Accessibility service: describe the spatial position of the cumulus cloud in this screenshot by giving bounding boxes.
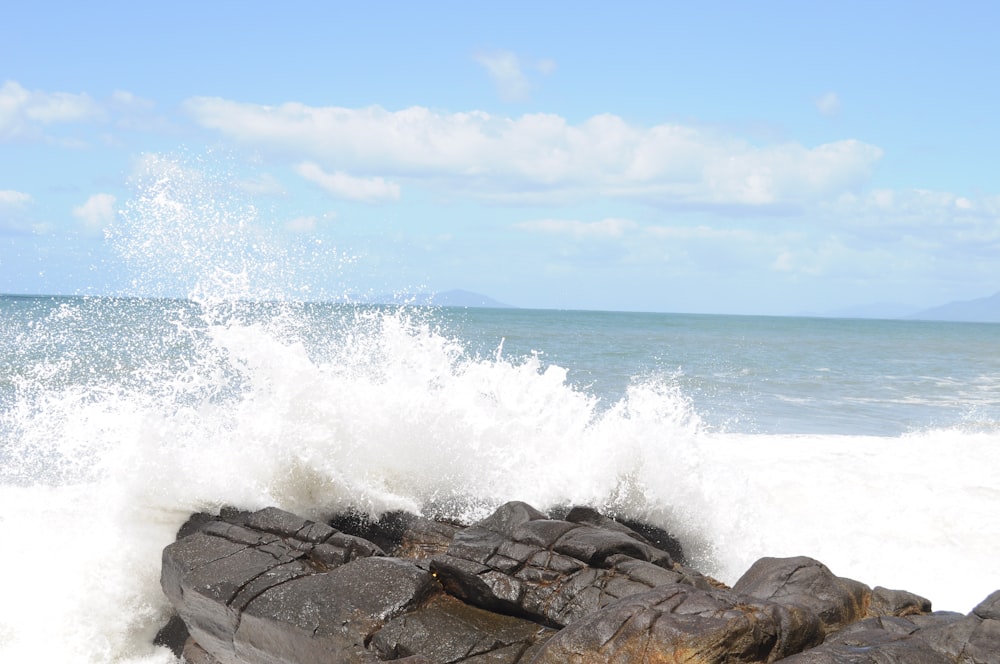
[183,97,882,210]
[295,162,401,203]
[0,80,104,141]
[815,92,841,116]
[0,189,32,207]
[72,193,117,233]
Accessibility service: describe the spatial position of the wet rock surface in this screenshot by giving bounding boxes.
[160,501,1000,663]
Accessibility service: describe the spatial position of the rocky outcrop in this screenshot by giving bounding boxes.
[429,500,714,629]
[159,501,1000,663]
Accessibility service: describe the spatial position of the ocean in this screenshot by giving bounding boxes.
[1,292,998,662]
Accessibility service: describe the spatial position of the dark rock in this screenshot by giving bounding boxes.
[870,585,932,616]
[370,593,553,663]
[915,590,1000,663]
[562,505,687,565]
[528,583,823,663]
[152,613,189,657]
[791,615,951,662]
[234,556,438,664]
[431,501,712,628]
[161,527,308,658]
[331,509,461,559]
[907,610,966,630]
[161,506,423,664]
[973,589,1000,621]
[160,502,1000,664]
[733,556,872,632]
[476,501,548,537]
[176,511,219,540]
[181,637,224,664]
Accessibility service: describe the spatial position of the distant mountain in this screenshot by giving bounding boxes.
[370,289,514,308]
[907,291,1000,323]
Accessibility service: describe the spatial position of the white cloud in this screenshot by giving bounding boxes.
[815,91,841,116]
[184,97,882,210]
[72,193,117,233]
[295,162,401,203]
[474,51,554,101]
[0,189,39,234]
[109,90,155,111]
[0,80,104,141]
[474,51,532,101]
[515,218,638,239]
[0,189,32,207]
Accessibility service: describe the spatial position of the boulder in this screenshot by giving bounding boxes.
[431,501,711,627]
[527,582,823,663]
[733,556,874,632]
[370,593,554,663]
[914,590,1000,663]
[561,505,687,565]
[233,556,437,664]
[161,507,433,664]
[329,509,461,559]
[777,615,953,663]
[870,585,932,617]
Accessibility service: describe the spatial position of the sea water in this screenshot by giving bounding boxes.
[2,159,999,663]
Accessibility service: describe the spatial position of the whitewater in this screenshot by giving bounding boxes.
[1,155,998,663]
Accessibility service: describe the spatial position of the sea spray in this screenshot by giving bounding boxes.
[0,296,712,663]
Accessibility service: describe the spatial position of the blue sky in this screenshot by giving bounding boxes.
[2,1,998,314]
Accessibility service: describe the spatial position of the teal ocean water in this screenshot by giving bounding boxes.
[1,293,999,662]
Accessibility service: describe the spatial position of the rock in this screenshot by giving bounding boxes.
[161,525,310,659]
[330,509,461,559]
[431,501,712,627]
[159,501,1000,664]
[732,556,873,632]
[870,585,932,617]
[561,505,687,565]
[777,616,953,663]
[527,583,823,663]
[974,589,1000,621]
[234,556,438,664]
[181,638,224,664]
[370,593,554,663]
[152,613,188,657]
[914,590,1000,663]
[161,506,432,664]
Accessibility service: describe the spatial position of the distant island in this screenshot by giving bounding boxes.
[802,291,1000,323]
[904,291,1000,323]
[358,288,1000,322]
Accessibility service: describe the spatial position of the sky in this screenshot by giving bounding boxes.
[2,1,999,315]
